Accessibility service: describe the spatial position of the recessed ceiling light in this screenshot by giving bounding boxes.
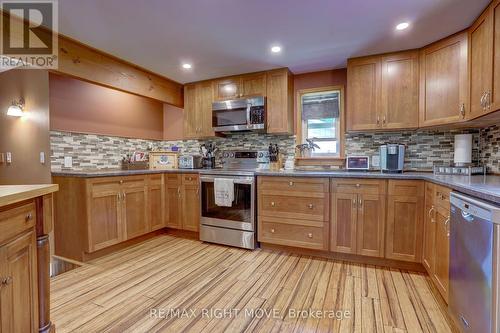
[271,46,282,53]
[396,22,410,31]
[182,63,192,69]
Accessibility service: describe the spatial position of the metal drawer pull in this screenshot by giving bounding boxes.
[358,198,362,206]
[352,199,356,207]
[308,203,314,209]
[25,213,33,222]
[307,233,313,238]
[1,277,12,285]
[428,206,435,218]
[459,103,465,118]
[271,202,275,207]
[270,228,275,233]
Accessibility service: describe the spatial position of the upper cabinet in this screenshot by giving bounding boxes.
[184,68,293,138]
[419,32,469,126]
[266,68,294,134]
[347,50,419,131]
[183,81,215,139]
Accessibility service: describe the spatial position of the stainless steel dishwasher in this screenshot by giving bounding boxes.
[450,192,500,333]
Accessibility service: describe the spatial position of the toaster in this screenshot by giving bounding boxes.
[178,155,203,169]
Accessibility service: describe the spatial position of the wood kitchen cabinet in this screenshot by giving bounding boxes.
[423,182,451,302]
[53,174,166,261]
[0,227,38,333]
[419,32,469,127]
[385,180,424,262]
[380,50,419,129]
[165,173,199,232]
[266,68,294,134]
[184,82,215,139]
[347,51,419,131]
[330,179,386,257]
[258,177,329,250]
[213,73,266,101]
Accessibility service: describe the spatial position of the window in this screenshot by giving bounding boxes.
[298,86,344,158]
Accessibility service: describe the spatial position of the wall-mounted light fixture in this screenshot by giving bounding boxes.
[7,98,25,117]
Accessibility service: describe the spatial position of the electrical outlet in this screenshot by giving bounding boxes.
[64,156,72,168]
[40,152,45,164]
[372,155,380,168]
[6,152,12,164]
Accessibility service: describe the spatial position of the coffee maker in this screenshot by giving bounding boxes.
[380,144,405,173]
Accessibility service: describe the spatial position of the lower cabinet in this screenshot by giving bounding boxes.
[257,177,330,250]
[330,179,386,257]
[53,174,166,261]
[165,173,200,232]
[0,202,39,333]
[385,180,424,262]
[423,182,451,302]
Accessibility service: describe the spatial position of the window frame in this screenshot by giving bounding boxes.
[296,85,345,160]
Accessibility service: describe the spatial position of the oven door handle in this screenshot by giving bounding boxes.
[200,176,254,185]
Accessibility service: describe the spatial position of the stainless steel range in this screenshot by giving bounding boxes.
[199,150,268,249]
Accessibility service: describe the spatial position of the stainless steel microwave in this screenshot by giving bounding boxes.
[212,96,266,133]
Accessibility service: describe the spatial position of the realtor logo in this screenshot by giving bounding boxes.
[1,0,58,69]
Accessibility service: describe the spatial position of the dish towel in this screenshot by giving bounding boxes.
[214,178,234,207]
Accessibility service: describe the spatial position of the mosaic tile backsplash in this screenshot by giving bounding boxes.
[51,125,500,173]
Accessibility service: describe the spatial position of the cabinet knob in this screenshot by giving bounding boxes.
[1,276,12,285]
[25,213,33,222]
[270,228,275,233]
[119,180,123,184]
[307,233,313,238]
[356,184,360,188]
[271,201,275,207]
[188,177,192,181]
[308,203,314,209]
[289,181,294,186]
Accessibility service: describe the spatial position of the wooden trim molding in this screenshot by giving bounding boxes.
[296,85,345,166]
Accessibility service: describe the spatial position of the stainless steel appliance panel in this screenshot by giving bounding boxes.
[450,192,500,333]
[200,225,255,250]
[212,96,266,133]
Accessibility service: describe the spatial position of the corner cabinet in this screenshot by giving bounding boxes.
[347,50,419,131]
[53,174,166,261]
[419,32,469,127]
[385,180,424,263]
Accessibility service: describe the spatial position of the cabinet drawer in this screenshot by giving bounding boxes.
[388,180,424,197]
[258,176,329,194]
[0,202,36,244]
[148,174,164,186]
[258,216,327,250]
[182,173,199,185]
[331,179,386,195]
[166,173,182,184]
[434,185,451,210]
[259,195,328,221]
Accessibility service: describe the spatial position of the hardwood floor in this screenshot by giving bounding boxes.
[51,235,453,333]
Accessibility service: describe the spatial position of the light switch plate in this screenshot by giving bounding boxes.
[6,152,12,164]
[372,155,380,168]
[64,156,72,168]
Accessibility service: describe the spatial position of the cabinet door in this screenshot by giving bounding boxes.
[419,32,469,126]
[197,81,215,137]
[266,69,293,134]
[166,185,182,229]
[433,206,450,302]
[88,181,123,252]
[181,184,200,232]
[330,193,357,254]
[385,195,424,262]
[469,9,493,119]
[213,78,241,100]
[347,56,381,131]
[241,73,266,97]
[422,183,436,273]
[122,179,148,240]
[380,51,419,129]
[357,194,385,258]
[492,1,500,111]
[0,231,38,333]
[149,175,165,231]
[183,84,199,139]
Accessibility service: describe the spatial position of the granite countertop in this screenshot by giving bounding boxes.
[51,168,500,205]
[0,184,59,207]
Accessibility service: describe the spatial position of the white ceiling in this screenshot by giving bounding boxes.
[58,0,490,84]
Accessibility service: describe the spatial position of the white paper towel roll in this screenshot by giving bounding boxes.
[454,134,472,165]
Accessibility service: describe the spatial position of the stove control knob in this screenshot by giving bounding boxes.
[230,153,235,158]
[223,152,229,158]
